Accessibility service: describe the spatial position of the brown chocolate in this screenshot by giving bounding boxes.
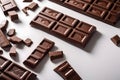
[23,0,33,2]
[22,7,29,16]
[0,20,8,31]
[0,73,13,80]
[0,50,3,55]
[9,46,17,56]
[8,10,19,21]
[54,61,82,80]
[49,51,63,60]
[0,0,19,15]
[0,29,11,48]
[30,7,96,48]
[9,36,23,44]
[49,0,120,25]
[24,38,33,47]
[7,29,16,37]
[27,2,38,11]
[111,35,120,46]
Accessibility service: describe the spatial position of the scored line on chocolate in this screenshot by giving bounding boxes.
[30,7,97,48]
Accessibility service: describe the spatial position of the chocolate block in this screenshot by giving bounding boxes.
[24,38,33,47]
[30,7,97,48]
[0,73,13,80]
[0,29,11,48]
[49,51,63,60]
[0,50,3,55]
[9,36,23,44]
[0,56,11,71]
[49,0,120,25]
[54,61,82,80]
[8,10,19,21]
[0,20,8,31]
[9,46,17,56]
[22,7,29,16]
[23,0,32,2]
[111,35,120,46]
[27,2,38,11]
[7,29,16,37]
[0,0,19,15]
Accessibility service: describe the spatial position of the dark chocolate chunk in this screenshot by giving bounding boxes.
[0,20,8,31]
[30,7,96,48]
[49,51,63,60]
[8,10,19,21]
[23,0,33,2]
[7,29,16,37]
[24,38,33,47]
[9,46,17,56]
[49,0,120,25]
[9,36,23,44]
[22,7,29,16]
[111,35,120,46]
[0,73,13,80]
[54,61,82,80]
[0,0,19,15]
[27,2,38,11]
[0,30,11,48]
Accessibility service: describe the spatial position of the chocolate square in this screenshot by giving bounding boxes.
[111,4,120,13]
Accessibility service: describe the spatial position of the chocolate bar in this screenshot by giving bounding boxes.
[0,0,19,15]
[0,55,37,80]
[54,61,82,80]
[0,29,11,48]
[23,38,55,68]
[49,0,120,25]
[8,10,19,21]
[30,7,96,48]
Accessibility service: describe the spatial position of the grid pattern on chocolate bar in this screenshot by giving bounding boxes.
[30,7,96,48]
[0,55,37,80]
[49,0,120,25]
[23,38,54,68]
[54,61,82,80]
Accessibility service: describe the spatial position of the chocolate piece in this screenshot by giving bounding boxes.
[7,29,16,37]
[9,46,17,56]
[24,38,33,47]
[0,55,37,80]
[22,7,29,16]
[8,10,19,21]
[49,0,120,25]
[27,2,38,11]
[9,36,23,44]
[0,50,3,55]
[49,51,63,60]
[24,38,54,68]
[23,0,33,2]
[0,29,11,48]
[30,7,96,48]
[0,0,19,15]
[111,35,120,46]
[0,20,8,31]
[54,61,82,80]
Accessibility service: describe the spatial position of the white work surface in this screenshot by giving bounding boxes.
[1,0,120,80]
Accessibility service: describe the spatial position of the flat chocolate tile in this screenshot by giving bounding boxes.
[111,3,120,13]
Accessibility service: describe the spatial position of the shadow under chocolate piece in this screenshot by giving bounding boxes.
[54,61,82,80]
[0,55,37,80]
[30,7,97,48]
[23,38,55,68]
[49,0,120,26]
[0,0,19,15]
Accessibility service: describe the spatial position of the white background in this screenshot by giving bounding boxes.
[1,0,120,80]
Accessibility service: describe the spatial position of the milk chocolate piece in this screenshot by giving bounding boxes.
[9,36,23,44]
[23,0,33,2]
[0,73,13,80]
[0,29,11,48]
[9,46,17,56]
[49,51,63,60]
[22,7,29,16]
[49,0,120,25]
[7,29,16,37]
[111,35,120,46]
[0,0,19,15]
[24,38,33,47]
[54,61,82,80]
[0,20,8,31]
[8,10,19,21]
[27,2,38,11]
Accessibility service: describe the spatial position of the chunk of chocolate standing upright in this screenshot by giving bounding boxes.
[9,46,17,56]
[111,35,120,46]
[24,38,33,47]
[8,10,19,21]
[7,29,16,36]
[54,61,82,80]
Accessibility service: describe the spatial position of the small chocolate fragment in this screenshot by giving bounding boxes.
[0,20,8,31]
[54,61,82,80]
[111,35,120,46]
[27,2,38,11]
[9,46,17,56]
[9,36,23,44]
[8,10,19,21]
[49,51,63,60]
[24,38,33,47]
[0,50,3,55]
[23,0,33,2]
[7,29,16,37]
[22,7,29,16]
[0,29,11,48]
